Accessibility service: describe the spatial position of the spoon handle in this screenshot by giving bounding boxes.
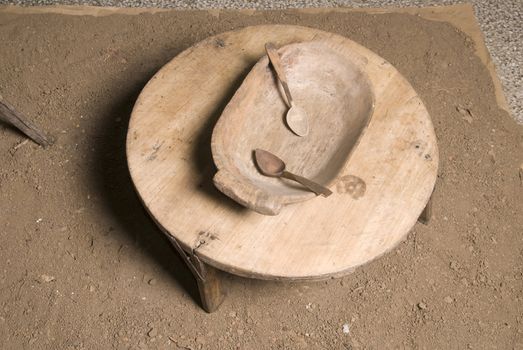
[281,171,333,197]
[265,43,293,108]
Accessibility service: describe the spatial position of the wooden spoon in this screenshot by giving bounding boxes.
[254,149,332,197]
[265,43,310,137]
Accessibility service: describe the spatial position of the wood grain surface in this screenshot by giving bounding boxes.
[126,25,438,280]
[212,41,374,215]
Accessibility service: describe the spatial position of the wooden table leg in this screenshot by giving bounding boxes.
[418,191,434,225]
[190,255,225,313]
[167,236,226,313]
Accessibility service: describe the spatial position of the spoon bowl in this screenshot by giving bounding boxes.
[286,105,309,137]
[254,149,286,176]
[254,149,333,197]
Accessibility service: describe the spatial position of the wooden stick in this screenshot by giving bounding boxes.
[0,94,51,147]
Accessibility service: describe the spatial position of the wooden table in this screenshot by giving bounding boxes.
[126,25,438,312]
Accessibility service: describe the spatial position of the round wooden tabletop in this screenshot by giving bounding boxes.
[126,25,438,281]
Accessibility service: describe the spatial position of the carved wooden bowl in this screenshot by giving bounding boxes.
[211,41,375,215]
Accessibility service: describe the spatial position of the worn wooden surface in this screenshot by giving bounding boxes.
[212,41,373,215]
[127,25,438,280]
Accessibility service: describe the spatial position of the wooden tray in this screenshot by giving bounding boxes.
[212,41,374,215]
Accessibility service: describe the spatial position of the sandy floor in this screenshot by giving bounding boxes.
[0,7,522,350]
[1,0,521,124]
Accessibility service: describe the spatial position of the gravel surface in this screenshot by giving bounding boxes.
[1,0,522,122]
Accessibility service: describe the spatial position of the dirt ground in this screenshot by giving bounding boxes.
[0,7,522,350]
